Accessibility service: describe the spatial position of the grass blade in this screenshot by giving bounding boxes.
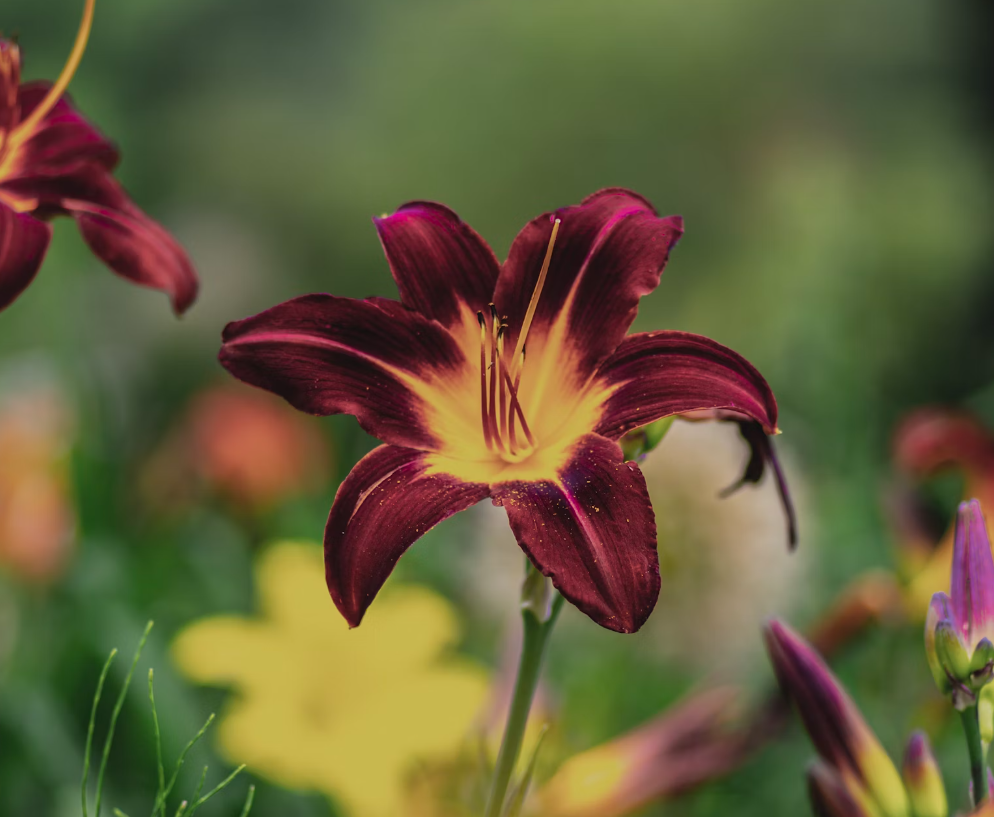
[82,648,118,817]
[95,621,154,817]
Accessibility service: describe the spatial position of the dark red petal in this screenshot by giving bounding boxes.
[491,433,660,633]
[374,201,500,328]
[494,188,683,379]
[0,202,51,311]
[5,83,118,180]
[324,444,489,627]
[55,174,197,314]
[219,294,466,451]
[594,330,778,439]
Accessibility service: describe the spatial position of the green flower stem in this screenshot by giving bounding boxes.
[484,589,564,817]
[961,705,989,805]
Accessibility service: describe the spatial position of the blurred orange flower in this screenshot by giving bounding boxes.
[0,378,75,583]
[143,383,331,513]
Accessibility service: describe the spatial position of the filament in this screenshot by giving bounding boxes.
[9,0,95,145]
[497,325,509,448]
[477,311,493,451]
[500,352,535,448]
[487,305,503,452]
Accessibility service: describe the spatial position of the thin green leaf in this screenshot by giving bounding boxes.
[186,766,208,814]
[153,713,216,817]
[188,765,247,816]
[82,648,118,817]
[148,669,165,802]
[95,621,154,817]
[238,785,256,817]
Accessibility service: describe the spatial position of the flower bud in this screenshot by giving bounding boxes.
[806,762,875,817]
[620,417,674,461]
[924,500,994,707]
[901,732,947,817]
[764,620,910,817]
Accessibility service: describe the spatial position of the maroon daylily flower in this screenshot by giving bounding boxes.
[0,0,197,314]
[219,189,789,633]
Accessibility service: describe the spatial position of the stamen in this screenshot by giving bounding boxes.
[501,358,535,448]
[510,217,560,379]
[487,305,503,452]
[497,324,509,450]
[507,344,524,449]
[9,0,95,145]
[477,311,492,451]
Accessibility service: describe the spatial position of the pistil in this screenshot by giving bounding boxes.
[6,0,95,149]
[509,218,560,379]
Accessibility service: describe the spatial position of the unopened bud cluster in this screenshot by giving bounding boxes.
[925,500,994,710]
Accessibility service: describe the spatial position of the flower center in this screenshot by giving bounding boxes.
[0,0,94,163]
[476,218,560,464]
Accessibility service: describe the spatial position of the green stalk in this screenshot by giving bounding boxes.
[484,579,564,817]
[961,705,989,805]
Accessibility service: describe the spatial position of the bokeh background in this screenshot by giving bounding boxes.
[1,0,993,814]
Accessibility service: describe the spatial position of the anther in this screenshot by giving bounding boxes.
[8,0,95,146]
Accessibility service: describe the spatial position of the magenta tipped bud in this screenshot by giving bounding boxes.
[901,732,947,817]
[764,620,910,817]
[952,500,994,648]
[924,500,994,707]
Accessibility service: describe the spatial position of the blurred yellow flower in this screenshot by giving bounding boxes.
[172,541,489,817]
